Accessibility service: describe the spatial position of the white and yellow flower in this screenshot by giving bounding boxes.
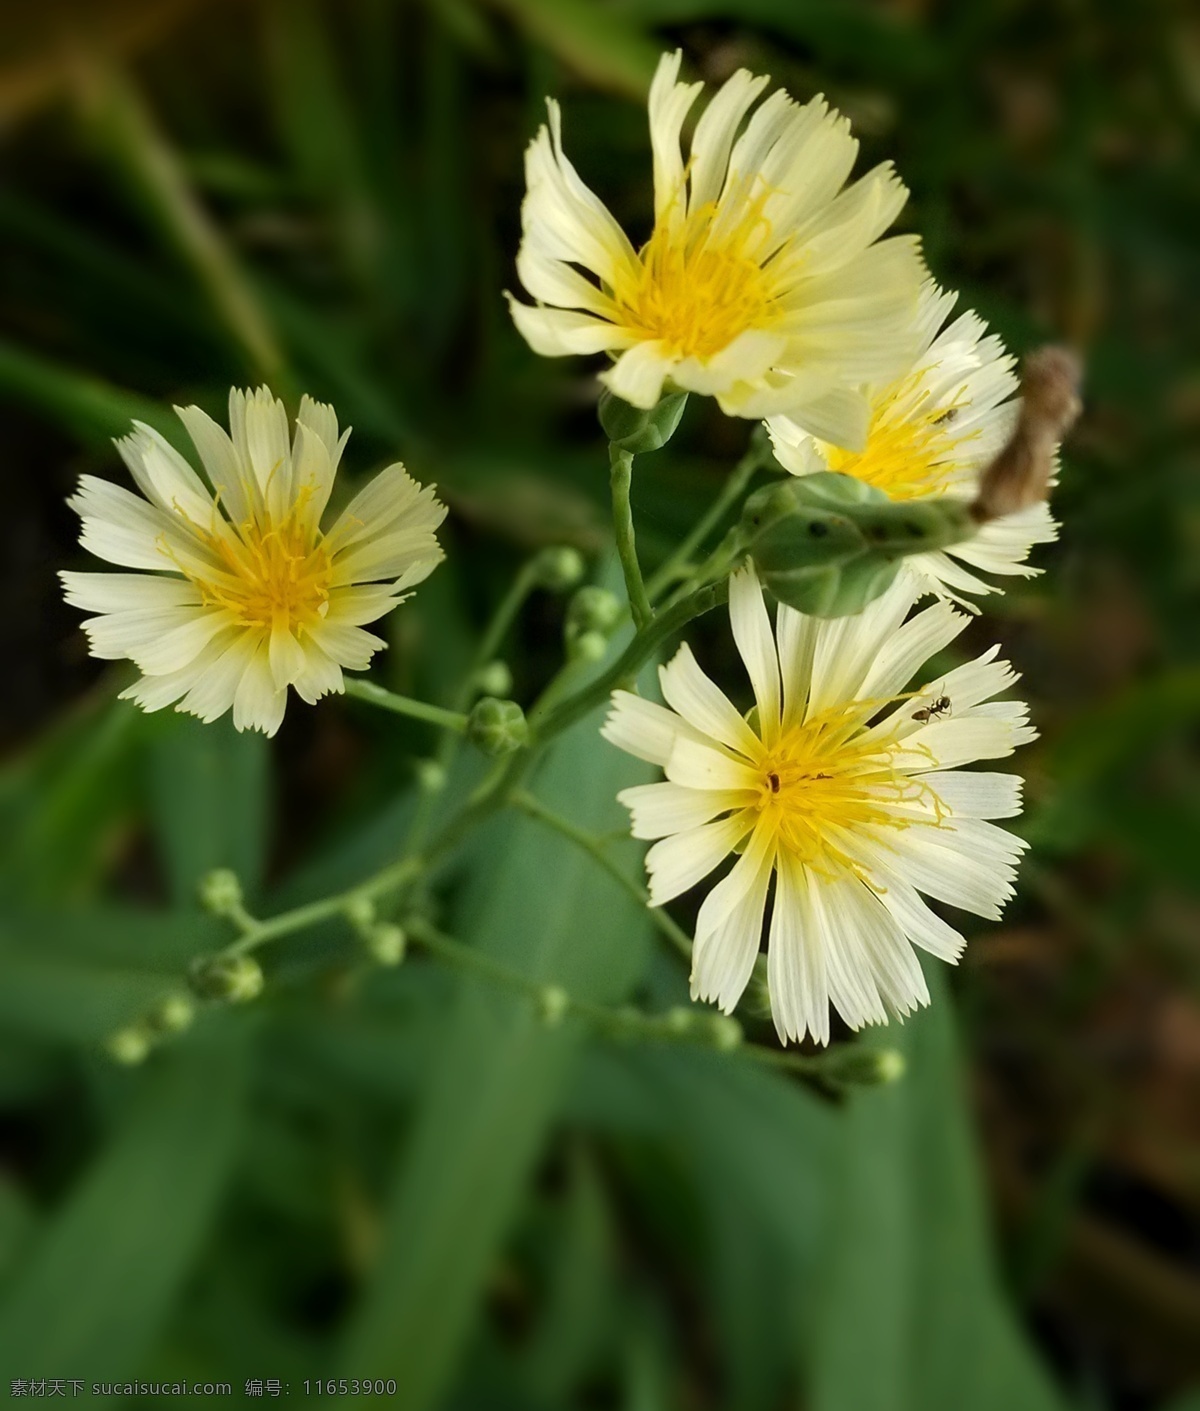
[766,282,1059,602]
[603,564,1034,1045]
[509,49,925,449]
[61,387,446,736]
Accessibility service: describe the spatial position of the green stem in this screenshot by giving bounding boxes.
[610,444,653,630]
[404,918,872,1080]
[645,440,763,603]
[513,790,693,964]
[344,678,469,734]
[533,577,730,744]
[456,560,541,711]
[226,855,426,957]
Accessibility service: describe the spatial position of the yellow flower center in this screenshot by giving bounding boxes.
[613,195,779,360]
[181,503,333,634]
[749,701,942,878]
[826,374,976,501]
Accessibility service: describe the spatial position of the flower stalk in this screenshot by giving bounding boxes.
[609,444,654,630]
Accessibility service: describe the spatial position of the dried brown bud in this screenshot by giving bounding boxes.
[971,345,1083,522]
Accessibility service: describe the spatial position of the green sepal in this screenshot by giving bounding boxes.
[738,473,978,618]
[598,387,688,454]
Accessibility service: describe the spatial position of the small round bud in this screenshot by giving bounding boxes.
[198,868,243,918]
[414,758,447,794]
[709,1015,744,1052]
[664,1005,695,1036]
[466,697,529,756]
[825,1046,906,1087]
[873,1050,906,1084]
[365,923,407,967]
[536,985,570,1027]
[532,546,587,592]
[344,893,376,936]
[566,585,621,639]
[189,953,264,1004]
[569,631,608,664]
[149,993,195,1035]
[105,1026,153,1066]
[598,388,689,454]
[474,660,513,699]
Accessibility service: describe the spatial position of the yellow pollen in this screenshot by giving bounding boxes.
[176,496,332,634]
[748,700,944,879]
[827,374,978,501]
[613,194,779,360]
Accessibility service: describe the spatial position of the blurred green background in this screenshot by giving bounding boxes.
[1,0,1198,1406]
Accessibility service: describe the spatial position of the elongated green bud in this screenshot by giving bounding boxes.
[198,867,243,918]
[598,388,688,454]
[740,473,976,618]
[822,1046,906,1087]
[566,585,622,660]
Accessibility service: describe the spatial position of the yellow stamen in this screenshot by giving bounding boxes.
[827,374,977,501]
[745,699,945,880]
[174,488,332,634]
[612,191,780,360]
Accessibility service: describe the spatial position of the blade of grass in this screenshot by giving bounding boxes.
[338,618,655,1407]
[75,59,288,389]
[0,1037,247,1390]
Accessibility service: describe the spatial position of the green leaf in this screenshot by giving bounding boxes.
[812,965,1066,1411]
[338,663,655,1406]
[0,335,175,446]
[0,1038,247,1388]
[495,0,660,98]
[145,713,270,907]
[582,1045,836,1408]
[0,909,210,1045]
[0,696,145,904]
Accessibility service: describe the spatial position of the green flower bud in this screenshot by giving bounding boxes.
[709,1015,744,1052]
[474,659,513,698]
[740,473,976,618]
[566,585,622,641]
[466,697,529,756]
[532,546,587,592]
[414,758,447,794]
[105,1026,153,1066]
[536,985,570,1027]
[824,1045,906,1087]
[365,923,407,967]
[149,993,195,1035]
[664,1005,695,1036]
[198,867,243,918]
[189,952,264,1004]
[344,893,376,936]
[568,630,608,664]
[598,388,688,454]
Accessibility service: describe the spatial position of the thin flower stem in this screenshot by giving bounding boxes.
[224,855,428,957]
[532,577,730,744]
[455,560,541,711]
[645,440,763,604]
[404,918,861,1080]
[403,556,545,859]
[512,790,694,964]
[343,678,469,733]
[203,531,728,971]
[609,444,654,630]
